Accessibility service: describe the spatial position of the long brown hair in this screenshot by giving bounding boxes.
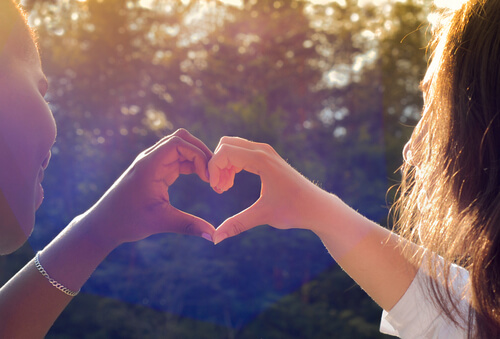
[394,0,500,337]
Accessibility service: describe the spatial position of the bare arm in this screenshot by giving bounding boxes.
[0,129,216,338]
[208,136,417,311]
[313,194,417,310]
[0,218,109,338]
[0,258,73,338]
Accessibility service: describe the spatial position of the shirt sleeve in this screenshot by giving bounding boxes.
[379,257,470,338]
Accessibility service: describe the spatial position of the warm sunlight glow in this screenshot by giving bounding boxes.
[219,0,243,6]
[219,0,392,7]
[139,0,153,8]
[434,0,466,10]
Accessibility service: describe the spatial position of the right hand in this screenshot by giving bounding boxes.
[208,136,332,244]
[33,129,216,298]
[80,128,216,249]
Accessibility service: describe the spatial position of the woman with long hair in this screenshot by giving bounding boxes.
[208,0,500,337]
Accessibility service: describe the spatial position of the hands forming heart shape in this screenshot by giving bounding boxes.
[89,128,331,249]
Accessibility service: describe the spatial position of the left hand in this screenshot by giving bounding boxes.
[208,136,331,244]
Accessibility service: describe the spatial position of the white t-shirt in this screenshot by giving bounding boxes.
[380,258,471,338]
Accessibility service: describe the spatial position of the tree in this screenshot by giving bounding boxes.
[16,0,430,336]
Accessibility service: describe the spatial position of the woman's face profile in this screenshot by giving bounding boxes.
[402,54,436,169]
[0,19,56,254]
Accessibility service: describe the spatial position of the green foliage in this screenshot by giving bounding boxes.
[238,267,390,338]
[49,294,229,339]
[12,0,430,336]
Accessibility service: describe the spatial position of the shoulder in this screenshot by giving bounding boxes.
[380,259,470,338]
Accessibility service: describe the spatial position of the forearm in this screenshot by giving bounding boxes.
[37,211,116,292]
[0,258,72,338]
[311,193,418,311]
[0,212,115,338]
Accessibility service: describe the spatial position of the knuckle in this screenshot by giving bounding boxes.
[127,157,145,177]
[173,128,189,138]
[254,149,269,161]
[219,143,229,152]
[215,144,230,157]
[137,149,148,159]
[219,136,231,145]
[168,135,183,146]
[259,142,274,153]
[229,219,246,236]
[180,221,196,236]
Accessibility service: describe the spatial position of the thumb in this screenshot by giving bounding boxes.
[168,209,216,243]
[213,203,265,244]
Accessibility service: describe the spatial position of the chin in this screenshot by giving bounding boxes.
[0,198,34,255]
[0,224,29,255]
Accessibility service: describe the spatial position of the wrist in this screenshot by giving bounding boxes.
[34,251,80,297]
[74,207,124,252]
[37,213,117,292]
[310,193,380,260]
[298,189,340,235]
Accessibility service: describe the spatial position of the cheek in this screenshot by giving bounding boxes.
[0,84,55,240]
[0,133,36,241]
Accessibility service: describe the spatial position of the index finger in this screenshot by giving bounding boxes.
[171,128,213,160]
[215,136,279,156]
[174,138,211,182]
[145,129,213,161]
[151,136,210,182]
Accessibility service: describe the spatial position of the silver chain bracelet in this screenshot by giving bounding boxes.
[34,252,79,297]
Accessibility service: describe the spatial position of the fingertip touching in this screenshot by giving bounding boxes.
[213,231,228,245]
[177,214,216,243]
[208,157,222,192]
[213,216,252,244]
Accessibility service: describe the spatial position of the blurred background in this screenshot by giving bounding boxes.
[1,0,432,337]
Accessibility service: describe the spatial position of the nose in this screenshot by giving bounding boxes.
[403,139,413,165]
